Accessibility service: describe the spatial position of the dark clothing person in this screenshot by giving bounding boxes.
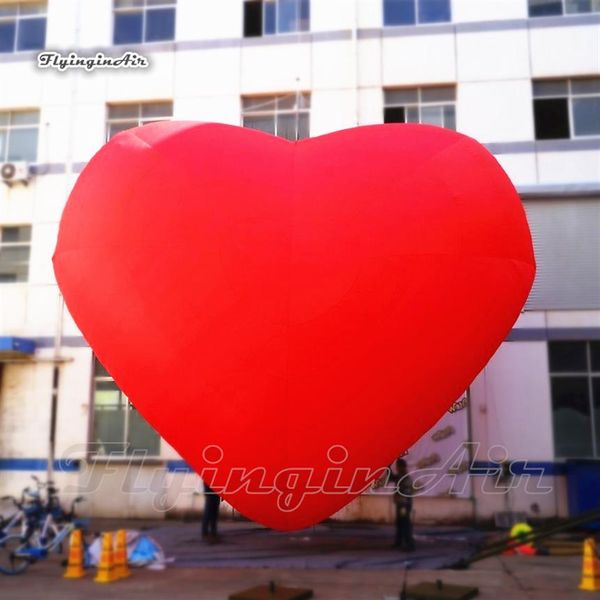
[202,482,220,541]
[390,461,415,551]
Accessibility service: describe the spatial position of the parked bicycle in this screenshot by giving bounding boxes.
[0,476,86,575]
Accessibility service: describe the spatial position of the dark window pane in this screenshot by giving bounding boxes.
[108,104,138,119]
[297,113,309,139]
[419,0,450,23]
[94,359,111,378]
[549,341,588,372]
[406,106,419,122]
[533,79,568,98]
[243,95,276,111]
[278,0,299,33]
[573,97,600,136]
[141,102,172,118]
[276,113,298,140]
[551,376,593,457]
[384,106,406,123]
[2,225,30,243]
[127,409,160,455]
[113,12,143,44]
[264,0,276,34]
[529,0,564,16]
[421,86,455,102]
[0,21,16,53]
[94,408,126,454]
[386,88,418,104]
[421,105,444,127]
[565,0,593,13]
[108,121,135,140]
[7,128,38,161]
[591,342,600,372]
[572,78,600,94]
[19,2,46,16]
[16,17,45,51]
[145,7,175,42]
[0,5,17,17]
[243,116,275,135]
[244,0,263,37]
[115,0,144,7]
[384,0,416,25]
[534,98,570,140]
[443,104,456,130]
[10,110,38,125]
[299,0,310,31]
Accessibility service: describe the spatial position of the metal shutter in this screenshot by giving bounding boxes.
[524,198,600,310]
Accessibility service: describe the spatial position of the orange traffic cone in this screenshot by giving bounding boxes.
[579,537,600,591]
[94,532,116,583]
[63,529,85,579]
[113,529,130,580]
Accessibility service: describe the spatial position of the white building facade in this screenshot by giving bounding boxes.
[0,0,599,523]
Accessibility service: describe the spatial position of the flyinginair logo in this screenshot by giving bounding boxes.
[37,51,149,72]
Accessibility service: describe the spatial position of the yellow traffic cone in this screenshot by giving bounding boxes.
[63,529,86,579]
[113,529,130,580]
[579,537,600,591]
[94,532,116,583]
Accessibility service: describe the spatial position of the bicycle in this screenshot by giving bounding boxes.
[0,514,86,575]
[0,478,86,575]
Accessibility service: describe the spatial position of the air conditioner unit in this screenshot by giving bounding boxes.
[1,162,30,186]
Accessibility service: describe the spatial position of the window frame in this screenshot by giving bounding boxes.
[528,0,600,17]
[0,109,40,162]
[0,2,47,54]
[0,224,31,284]
[383,85,457,129]
[383,0,452,26]
[549,341,600,459]
[105,101,173,141]
[243,0,310,37]
[533,77,600,140]
[112,0,176,46]
[241,92,310,141]
[90,357,161,458]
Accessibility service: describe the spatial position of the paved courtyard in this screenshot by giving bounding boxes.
[0,520,593,599]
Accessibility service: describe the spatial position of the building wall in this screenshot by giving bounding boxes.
[0,0,599,522]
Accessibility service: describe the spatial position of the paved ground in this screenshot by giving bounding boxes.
[148,521,486,570]
[0,520,593,599]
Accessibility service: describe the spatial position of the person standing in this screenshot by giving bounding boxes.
[390,458,415,551]
[202,481,221,543]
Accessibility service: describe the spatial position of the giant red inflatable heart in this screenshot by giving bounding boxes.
[54,123,535,530]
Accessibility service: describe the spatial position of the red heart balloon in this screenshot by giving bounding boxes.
[54,123,535,530]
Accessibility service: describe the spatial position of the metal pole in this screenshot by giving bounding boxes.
[47,293,64,482]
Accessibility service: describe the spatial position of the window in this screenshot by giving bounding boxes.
[384,86,456,129]
[113,0,176,45]
[550,341,600,458]
[106,101,172,140]
[529,0,600,17]
[243,0,310,37]
[92,358,160,456]
[242,93,310,141]
[0,2,46,53]
[0,110,39,162]
[0,225,31,283]
[384,0,451,25]
[533,78,600,140]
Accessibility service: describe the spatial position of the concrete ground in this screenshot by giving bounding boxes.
[0,520,593,599]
